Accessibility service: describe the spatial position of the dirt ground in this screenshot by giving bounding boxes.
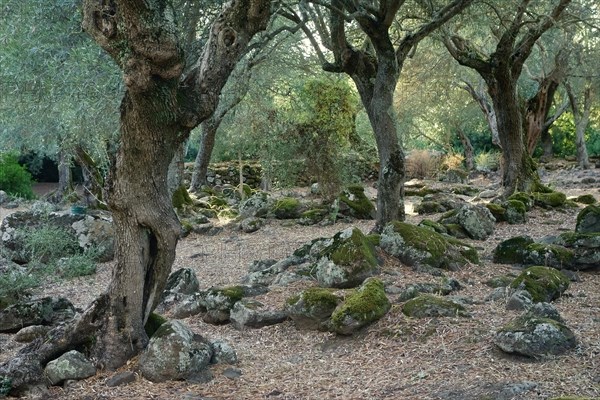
[1,166,599,400]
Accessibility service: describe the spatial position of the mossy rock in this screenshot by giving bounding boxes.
[416,201,446,215]
[329,278,390,335]
[485,203,506,221]
[493,235,534,264]
[508,192,534,211]
[493,315,576,358]
[405,187,442,197]
[402,294,469,318]
[172,186,194,210]
[533,191,567,208]
[510,266,570,303]
[485,275,516,288]
[504,199,527,224]
[286,287,343,331]
[207,195,228,209]
[450,185,479,196]
[576,204,600,233]
[439,168,468,183]
[271,197,302,219]
[418,219,447,235]
[443,223,469,239]
[298,208,328,226]
[380,221,478,271]
[315,228,380,288]
[523,243,575,269]
[338,185,375,219]
[144,313,168,338]
[573,194,597,205]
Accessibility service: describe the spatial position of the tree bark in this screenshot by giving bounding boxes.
[567,82,592,169]
[50,150,73,203]
[0,0,272,392]
[456,127,474,171]
[443,0,572,196]
[324,0,472,231]
[190,117,219,190]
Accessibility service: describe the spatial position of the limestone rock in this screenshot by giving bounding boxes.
[139,320,213,382]
[576,204,600,233]
[493,310,576,358]
[438,203,496,240]
[402,294,470,318]
[509,266,570,303]
[380,221,478,271]
[44,350,96,386]
[210,340,238,365]
[286,287,343,331]
[337,185,375,220]
[0,297,76,333]
[230,299,288,330]
[329,278,390,335]
[314,227,380,288]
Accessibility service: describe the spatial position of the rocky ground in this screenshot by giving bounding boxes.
[1,162,599,400]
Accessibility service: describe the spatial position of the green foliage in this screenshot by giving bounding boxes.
[0,153,35,199]
[56,252,97,279]
[550,112,600,157]
[21,225,80,264]
[474,150,501,172]
[0,266,41,309]
[0,0,121,172]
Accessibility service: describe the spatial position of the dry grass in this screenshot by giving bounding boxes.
[1,174,599,400]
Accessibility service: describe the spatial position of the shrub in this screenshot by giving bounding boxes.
[0,265,42,309]
[441,152,465,171]
[406,150,439,179]
[474,150,501,172]
[56,252,97,279]
[0,153,35,199]
[21,225,80,264]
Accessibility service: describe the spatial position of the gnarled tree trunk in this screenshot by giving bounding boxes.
[0,0,271,392]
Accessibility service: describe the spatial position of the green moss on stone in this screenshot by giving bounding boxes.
[493,235,534,264]
[383,221,479,269]
[172,186,193,210]
[330,278,390,330]
[328,228,379,269]
[510,266,570,303]
[220,286,244,303]
[509,192,534,210]
[272,197,301,219]
[486,203,506,221]
[418,219,448,234]
[144,313,168,338]
[301,287,340,309]
[338,185,374,219]
[485,275,516,288]
[533,191,567,208]
[574,194,597,205]
[402,294,469,318]
[576,204,600,233]
[416,201,446,214]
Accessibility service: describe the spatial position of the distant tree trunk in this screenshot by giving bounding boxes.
[190,118,219,191]
[52,150,73,202]
[567,82,592,169]
[74,146,105,209]
[461,80,501,148]
[168,141,186,195]
[540,128,554,161]
[525,50,567,155]
[456,127,474,170]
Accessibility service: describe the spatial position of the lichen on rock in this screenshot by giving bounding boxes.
[509,266,570,303]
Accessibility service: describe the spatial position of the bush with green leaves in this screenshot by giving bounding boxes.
[21,225,80,264]
[0,153,35,199]
[474,150,501,172]
[0,265,42,309]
